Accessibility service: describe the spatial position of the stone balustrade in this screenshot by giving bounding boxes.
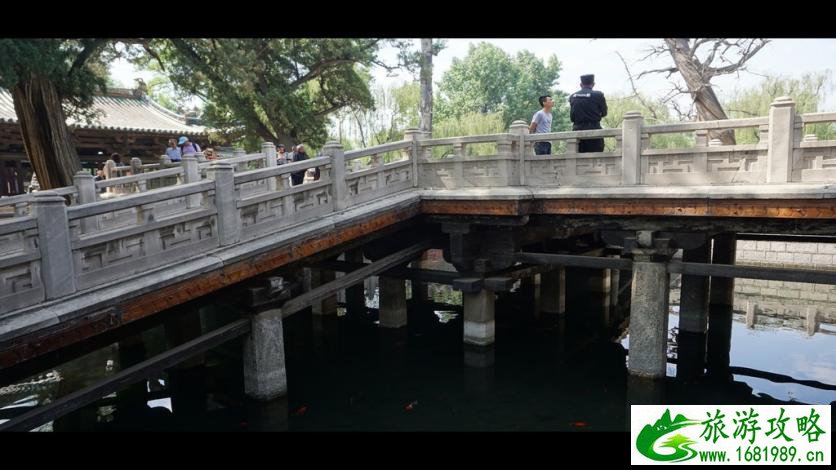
[0,97,834,317]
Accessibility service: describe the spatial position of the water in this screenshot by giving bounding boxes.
[1,279,834,431]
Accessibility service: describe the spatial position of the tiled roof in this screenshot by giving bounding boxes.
[0,89,208,135]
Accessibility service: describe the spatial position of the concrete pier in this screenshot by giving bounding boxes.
[680,244,711,334]
[540,268,565,316]
[379,276,407,328]
[344,249,366,318]
[627,235,673,379]
[463,289,496,346]
[710,234,736,309]
[243,308,287,400]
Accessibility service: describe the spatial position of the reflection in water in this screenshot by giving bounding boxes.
[1,274,835,431]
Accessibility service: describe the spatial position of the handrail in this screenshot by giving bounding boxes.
[233,157,329,185]
[95,166,184,188]
[344,141,412,161]
[67,180,215,219]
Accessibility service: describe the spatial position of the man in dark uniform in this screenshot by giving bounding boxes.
[569,74,608,153]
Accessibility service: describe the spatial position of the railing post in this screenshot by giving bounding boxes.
[182,155,201,208]
[323,141,347,212]
[404,127,421,188]
[621,111,644,185]
[206,161,240,246]
[767,96,796,183]
[32,191,76,299]
[509,120,529,186]
[233,147,246,172]
[73,170,99,233]
[262,142,278,191]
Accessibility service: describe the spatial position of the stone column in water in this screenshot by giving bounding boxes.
[627,232,674,379]
[243,308,287,400]
[707,233,736,382]
[680,242,710,333]
[463,289,496,346]
[540,268,565,316]
[379,276,408,328]
[344,248,366,318]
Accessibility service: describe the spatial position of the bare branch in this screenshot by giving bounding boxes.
[636,67,679,80]
[615,51,660,121]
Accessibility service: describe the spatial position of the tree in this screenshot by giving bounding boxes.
[724,72,835,143]
[435,43,570,131]
[625,38,770,144]
[333,81,421,149]
[143,38,420,151]
[420,38,434,134]
[0,39,111,189]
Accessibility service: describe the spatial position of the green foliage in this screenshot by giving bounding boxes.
[435,42,570,131]
[725,72,836,143]
[0,39,112,124]
[141,38,420,149]
[602,93,693,150]
[431,112,505,157]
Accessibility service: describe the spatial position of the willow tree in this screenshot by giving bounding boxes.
[0,39,112,189]
[145,38,421,150]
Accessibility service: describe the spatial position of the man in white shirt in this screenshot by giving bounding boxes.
[529,95,554,155]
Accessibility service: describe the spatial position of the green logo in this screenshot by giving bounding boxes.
[636,409,702,462]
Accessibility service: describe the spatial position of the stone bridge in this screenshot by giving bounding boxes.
[1,96,835,391]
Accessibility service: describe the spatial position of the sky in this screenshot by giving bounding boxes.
[110,38,836,113]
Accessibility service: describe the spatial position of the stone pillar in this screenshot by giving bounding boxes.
[344,248,366,318]
[206,161,240,246]
[32,191,76,300]
[262,142,278,192]
[709,234,736,309]
[627,233,674,379]
[311,269,338,316]
[323,141,346,211]
[233,147,246,172]
[379,276,407,328]
[243,308,287,400]
[621,111,644,185]
[73,170,99,233]
[463,289,495,346]
[766,96,796,183]
[509,120,529,185]
[404,127,423,188]
[540,268,565,315]
[680,242,710,334]
[706,233,736,383]
[676,329,707,382]
[182,155,201,208]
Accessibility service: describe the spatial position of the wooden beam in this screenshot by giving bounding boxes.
[0,319,250,432]
[668,261,836,284]
[515,252,633,271]
[279,239,435,316]
[309,260,460,285]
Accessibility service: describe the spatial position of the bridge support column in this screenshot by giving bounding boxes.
[680,243,710,334]
[627,233,674,379]
[243,308,287,401]
[706,233,735,382]
[344,249,366,319]
[540,268,565,316]
[463,289,495,346]
[710,233,736,309]
[379,276,407,328]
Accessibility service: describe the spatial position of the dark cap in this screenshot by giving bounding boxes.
[277,144,285,148]
[580,74,595,85]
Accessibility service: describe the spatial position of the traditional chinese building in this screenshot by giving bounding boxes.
[0,87,209,196]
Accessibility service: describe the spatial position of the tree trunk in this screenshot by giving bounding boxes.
[11,74,81,189]
[419,38,433,135]
[664,38,735,144]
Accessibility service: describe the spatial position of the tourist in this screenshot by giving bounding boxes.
[165,138,182,162]
[277,144,288,165]
[569,74,608,153]
[529,95,555,155]
[178,136,201,156]
[290,144,308,186]
[204,148,219,160]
